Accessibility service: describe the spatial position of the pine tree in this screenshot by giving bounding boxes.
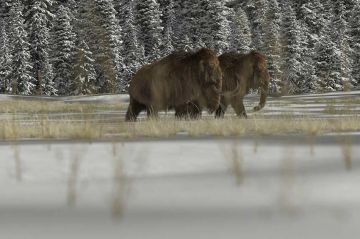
[78,0,124,93]
[1,0,357,96]
[263,0,282,93]
[120,0,145,91]
[315,22,342,92]
[0,0,12,19]
[245,0,268,51]
[177,0,202,48]
[204,0,231,53]
[73,40,97,95]
[332,1,354,90]
[298,21,318,93]
[299,0,326,40]
[228,7,252,53]
[298,0,326,92]
[349,1,360,87]
[52,5,76,95]
[94,0,124,93]
[281,4,303,94]
[76,0,101,93]
[170,1,188,49]
[8,0,35,95]
[74,0,92,41]
[135,0,163,62]
[26,0,56,95]
[161,0,175,55]
[0,20,12,93]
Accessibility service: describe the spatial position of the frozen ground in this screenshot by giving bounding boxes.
[0,91,360,239]
[1,136,360,239]
[1,90,360,122]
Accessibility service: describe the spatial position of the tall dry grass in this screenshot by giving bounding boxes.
[121,116,360,139]
[1,115,360,140]
[0,99,127,114]
[0,118,104,140]
[1,97,359,140]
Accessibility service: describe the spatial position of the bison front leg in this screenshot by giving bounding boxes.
[125,97,146,122]
[253,66,269,112]
[215,98,228,118]
[231,96,247,118]
[215,104,228,118]
[215,95,231,118]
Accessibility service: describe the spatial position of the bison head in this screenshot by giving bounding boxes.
[196,49,223,112]
[252,51,270,111]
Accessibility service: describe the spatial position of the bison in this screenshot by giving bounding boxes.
[215,50,270,118]
[175,50,270,119]
[125,48,222,121]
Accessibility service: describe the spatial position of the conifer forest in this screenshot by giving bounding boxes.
[0,0,359,96]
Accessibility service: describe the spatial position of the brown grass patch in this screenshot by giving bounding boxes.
[1,115,360,140]
[1,97,359,140]
[0,99,127,114]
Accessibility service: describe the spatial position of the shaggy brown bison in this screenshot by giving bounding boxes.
[215,50,270,118]
[125,48,222,121]
[175,50,270,119]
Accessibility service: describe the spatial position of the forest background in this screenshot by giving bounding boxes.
[0,0,359,96]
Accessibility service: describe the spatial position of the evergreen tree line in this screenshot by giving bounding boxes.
[0,0,359,96]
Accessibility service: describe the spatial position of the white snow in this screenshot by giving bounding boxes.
[1,136,360,239]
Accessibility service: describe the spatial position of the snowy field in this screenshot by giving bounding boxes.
[1,91,360,239]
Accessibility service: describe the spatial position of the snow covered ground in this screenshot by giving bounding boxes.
[0,91,360,239]
[0,136,360,239]
[0,93,129,103]
[1,91,359,124]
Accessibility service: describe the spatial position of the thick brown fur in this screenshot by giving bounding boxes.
[215,50,270,118]
[125,48,222,121]
[176,50,270,119]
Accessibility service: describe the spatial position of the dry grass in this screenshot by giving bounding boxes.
[1,97,360,140]
[120,116,360,138]
[0,117,105,140]
[323,103,357,115]
[1,115,360,141]
[0,99,128,114]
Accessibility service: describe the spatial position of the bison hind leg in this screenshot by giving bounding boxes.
[125,97,146,122]
[230,97,247,119]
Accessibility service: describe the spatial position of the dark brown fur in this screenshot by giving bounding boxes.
[125,48,222,121]
[215,50,269,118]
[176,50,270,119]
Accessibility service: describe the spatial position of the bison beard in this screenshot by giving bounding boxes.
[176,50,270,119]
[125,48,222,121]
